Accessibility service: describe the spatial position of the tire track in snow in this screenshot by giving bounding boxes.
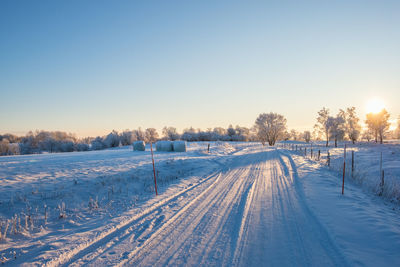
[57,147,349,266]
[46,171,223,267]
[118,159,258,266]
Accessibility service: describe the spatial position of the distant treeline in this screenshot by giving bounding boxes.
[0,125,258,156]
[2,108,399,156]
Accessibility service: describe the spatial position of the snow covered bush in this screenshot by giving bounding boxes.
[91,137,106,150]
[103,130,120,148]
[162,127,180,141]
[0,140,20,155]
[76,143,90,151]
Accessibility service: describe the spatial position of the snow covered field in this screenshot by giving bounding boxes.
[0,142,399,266]
[279,140,400,203]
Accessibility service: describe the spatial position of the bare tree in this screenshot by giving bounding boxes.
[365,109,390,144]
[255,112,287,146]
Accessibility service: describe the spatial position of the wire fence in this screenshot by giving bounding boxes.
[278,141,400,203]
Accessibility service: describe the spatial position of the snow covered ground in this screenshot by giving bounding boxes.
[279,140,400,203]
[0,142,399,266]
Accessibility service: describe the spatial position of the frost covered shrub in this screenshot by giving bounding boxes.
[120,130,135,146]
[0,140,20,155]
[162,127,180,141]
[76,143,90,151]
[133,141,145,151]
[104,131,120,148]
[60,141,74,152]
[91,137,105,150]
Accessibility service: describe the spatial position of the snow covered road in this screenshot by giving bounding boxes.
[58,148,348,266]
[2,143,399,266]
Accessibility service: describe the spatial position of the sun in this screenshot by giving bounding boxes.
[365,98,385,114]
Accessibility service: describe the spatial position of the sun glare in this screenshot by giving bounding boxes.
[366,98,385,114]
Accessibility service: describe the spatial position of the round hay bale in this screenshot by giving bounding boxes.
[156,141,173,152]
[133,141,145,151]
[173,141,187,152]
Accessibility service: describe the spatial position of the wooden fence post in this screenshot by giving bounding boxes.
[342,144,346,195]
[351,150,354,177]
[150,142,158,196]
[327,151,330,167]
[380,152,384,192]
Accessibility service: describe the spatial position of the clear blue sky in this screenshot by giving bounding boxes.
[1,0,399,137]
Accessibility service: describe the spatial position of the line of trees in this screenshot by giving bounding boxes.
[313,107,397,146]
[1,109,399,156]
[0,125,257,156]
[314,107,362,147]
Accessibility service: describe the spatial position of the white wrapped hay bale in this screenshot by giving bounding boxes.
[133,141,145,151]
[173,141,187,152]
[156,141,173,152]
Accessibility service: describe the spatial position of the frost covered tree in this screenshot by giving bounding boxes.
[181,127,197,141]
[162,127,180,141]
[91,137,105,150]
[254,112,287,146]
[75,143,90,151]
[328,114,345,148]
[315,107,330,147]
[303,131,311,143]
[395,116,400,139]
[133,128,146,141]
[0,139,11,155]
[104,130,120,148]
[362,129,374,142]
[0,134,20,143]
[234,126,250,141]
[211,127,227,141]
[227,125,236,140]
[365,109,390,144]
[120,130,135,145]
[145,128,159,143]
[343,107,361,144]
[290,129,299,141]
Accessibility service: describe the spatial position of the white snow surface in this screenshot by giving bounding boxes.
[0,142,399,266]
